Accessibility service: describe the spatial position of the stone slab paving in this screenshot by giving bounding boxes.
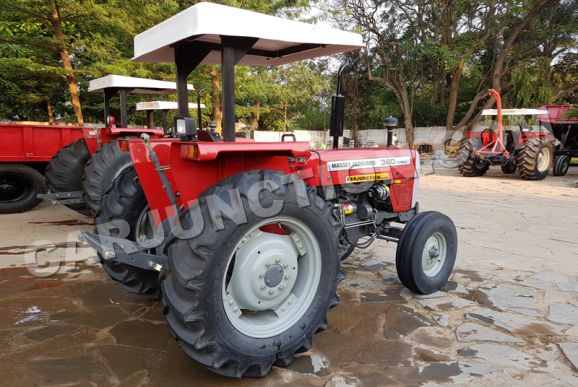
[2,171,578,385]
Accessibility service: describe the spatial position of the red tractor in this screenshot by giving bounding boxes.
[41,75,194,215]
[458,89,557,180]
[80,2,457,378]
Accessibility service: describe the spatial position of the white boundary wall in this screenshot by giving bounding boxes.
[252,127,457,149]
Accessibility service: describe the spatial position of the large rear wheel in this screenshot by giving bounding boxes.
[82,139,133,214]
[45,139,91,215]
[457,139,490,177]
[162,170,343,378]
[517,138,553,180]
[0,164,45,214]
[96,167,160,298]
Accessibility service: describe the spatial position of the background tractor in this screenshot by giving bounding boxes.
[458,89,557,180]
[80,2,458,378]
[41,75,194,215]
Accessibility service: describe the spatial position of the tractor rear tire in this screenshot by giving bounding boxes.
[96,167,160,298]
[553,155,570,176]
[82,139,133,214]
[396,211,457,295]
[458,139,489,177]
[45,139,92,215]
[517,138,553,180]
[340,244,355,261]
[161,170,344,378]
[0,164,45,214]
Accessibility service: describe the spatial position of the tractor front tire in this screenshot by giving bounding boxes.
[96,167,160,298]
[553,155,570,176]
[458,139,489,177]
[396,211,457,295]
[517,138,553,180]
[0,164,45,214]
[83,139,133,214]
[45,139,91,215]
[162,170,344,378]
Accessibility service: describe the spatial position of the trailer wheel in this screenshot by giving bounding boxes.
[82,139,133,214]
[501,160,516,174]
[517,138,552,180]
[457,139,490,177]
[162,170,343,378]
[0,164,45,214]
[553,155,570,176]
[396,211,457,295]
[96,167,160,298]
[45,139,91,215]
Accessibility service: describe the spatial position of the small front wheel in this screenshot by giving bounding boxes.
[396,211,457,294]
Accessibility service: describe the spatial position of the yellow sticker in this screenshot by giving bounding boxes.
[345,173,389,183]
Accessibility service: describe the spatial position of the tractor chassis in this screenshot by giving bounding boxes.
[79,230,168,272]
[37,191,85,206]
[79,210,416,274]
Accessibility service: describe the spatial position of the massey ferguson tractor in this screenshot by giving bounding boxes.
[42,75,194,215]
[80,2,458,378]
[458,89,557,180]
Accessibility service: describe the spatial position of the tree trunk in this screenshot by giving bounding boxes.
[399,89,414,149]
[445,59,463,131]
[49,0,83,126]
[210,65,222,133]
[251,101,260,129]
[283,100,288,132]
[46,100,56,124]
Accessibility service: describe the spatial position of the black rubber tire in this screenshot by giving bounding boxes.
[396,211,457,295]
[45,139,91,215]
[516,138,553,180]
[457,139,490,177]
[0,164,45,214]
[553,155,570,176]
[340,244,355,261]
[162,170,344,378]
[82,139,133,214]
[501,160,517,174]
[96,167,160,298]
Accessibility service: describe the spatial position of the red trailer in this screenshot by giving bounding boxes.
[0,123,84,213]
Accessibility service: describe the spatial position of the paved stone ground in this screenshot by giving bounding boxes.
[0,166,577,386]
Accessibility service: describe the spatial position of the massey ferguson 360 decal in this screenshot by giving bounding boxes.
[326,156,412,172]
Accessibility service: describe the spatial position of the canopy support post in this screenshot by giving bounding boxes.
[220,36,258,142]
[119,89,128,128]
[174,42,211,118]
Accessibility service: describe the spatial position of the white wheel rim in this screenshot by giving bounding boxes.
[135,205,154,247]
[222,217,322,338]
[537,147,551,172]
[421,232,447,277]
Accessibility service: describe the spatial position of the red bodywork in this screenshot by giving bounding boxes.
[0,123,84,162]
[127,139,418,225]
[82,126,165,154]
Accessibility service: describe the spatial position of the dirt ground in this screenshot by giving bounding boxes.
[1,166,578,386]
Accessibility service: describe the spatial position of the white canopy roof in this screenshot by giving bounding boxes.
[88,75,194,94]
[133,2,364,65]
[136,101,205,111]
[482,108,549,116]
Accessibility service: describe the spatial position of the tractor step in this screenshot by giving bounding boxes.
[37,191,85,205]
[79,231,167,272]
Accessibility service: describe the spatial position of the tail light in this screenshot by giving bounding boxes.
[118,139,130,152]
[181,144,199,160]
